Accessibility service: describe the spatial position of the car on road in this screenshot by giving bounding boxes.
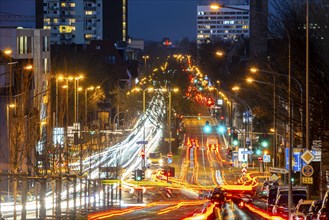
[290,199,313,220]
[305,199,322,220]
[317,190,329,220]
[206,135,219,151]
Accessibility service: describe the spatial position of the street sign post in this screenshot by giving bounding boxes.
[263,155,271,163]
[241,150,253,154]
[302,165,314,177]
[165,138,175,142]
[301,150,314,165]
[269,167,289,174]
[302,177,313,184]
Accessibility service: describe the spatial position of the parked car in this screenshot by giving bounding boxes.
[272,191,307,218]
[290,199,313,220]
[317,190,329,220]
[306,200,322,220]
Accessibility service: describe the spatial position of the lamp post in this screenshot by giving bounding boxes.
[74,75,83,124]
[142,55,149,69]
[250,68,304,164]
[162,88,179,154]
[133,86,154,168]
[84,86,97,126]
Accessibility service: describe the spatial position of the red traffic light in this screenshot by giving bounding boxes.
[141,150,145,159]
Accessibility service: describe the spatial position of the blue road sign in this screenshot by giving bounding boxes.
[167,158,173,164]
[241,150,253,154]
[263,154,271,163]
[285,148,302,172]
[137,141,148,145]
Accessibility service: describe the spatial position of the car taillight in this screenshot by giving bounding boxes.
[319,212,329,220]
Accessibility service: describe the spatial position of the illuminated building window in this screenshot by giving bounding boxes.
[85,34,93,39]
[61,2,66,7]
[43,26,51,30]
[69,3,75,7]
[44,18,50,23]
[18,36,32,54]
[53,18,58,24]
[59,26,75,33]
[85,11,93,15]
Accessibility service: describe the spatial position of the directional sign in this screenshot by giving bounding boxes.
[286,148,302,172]
[165,138,175,142]
[302,165,314,177]
[167,157,173,164]
[137,141,148,145]
[241,167,247,174]
[269,167,289,174]
[301,150,314,165]
[241,150,253,155]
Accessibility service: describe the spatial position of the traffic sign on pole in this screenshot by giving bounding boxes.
[137,141,148,145]
[269,167,288,174]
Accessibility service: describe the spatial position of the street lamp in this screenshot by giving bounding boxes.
[142,55,150,69]
[162,87,179,154]
[132,86,154,169]
[250,67,304,167]
[84,86,95,126]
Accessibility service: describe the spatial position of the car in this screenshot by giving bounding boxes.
[206,135,219,151]
[290,199,313,220]
[272,193,307,218]
[306,200,322,220]
[317,190,329,220]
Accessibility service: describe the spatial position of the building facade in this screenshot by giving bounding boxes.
[0,28,51,173]
[197,1,250,44]
[36,0,127,45]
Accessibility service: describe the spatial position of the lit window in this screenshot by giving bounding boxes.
[85,34,93,39]
[61,2,66,7]
[85,11,93,15]
[44,18,50,23]
[69,19,75,24]
[69,3,75,7]
[53,18,58,24]
[43,26,51,30]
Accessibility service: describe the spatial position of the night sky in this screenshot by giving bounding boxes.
[0,0,197,42]
[0,0,276,42]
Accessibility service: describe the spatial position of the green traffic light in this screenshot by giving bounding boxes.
[261,141,268,148]
[256,149,262,155]
[233,140,238,146]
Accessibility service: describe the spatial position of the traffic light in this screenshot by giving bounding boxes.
[141,149,145,159]
[217,125,226,134]
[134,169,144,181]
[256,149,262,155]
[232,130,238,146]
[198,113,201,120]
[260,133,269,148]
[169,167,175,177]
[203,121,212,133]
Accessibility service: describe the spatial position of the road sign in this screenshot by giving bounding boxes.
[241,150,253,154]
[263,154,271,163]
[167,157,173,164]
[241,163,247,168]
[311,148,321,162]
[302,165,314,177]
[241,167,247,174]
[301,150,314,164]
[137,140,148,145]
[269,167,289,174]
[165,138,175,142]
[285,148,302,172]
[302,176,313,184]
[167,152,172,157]
[270,174,279,182]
